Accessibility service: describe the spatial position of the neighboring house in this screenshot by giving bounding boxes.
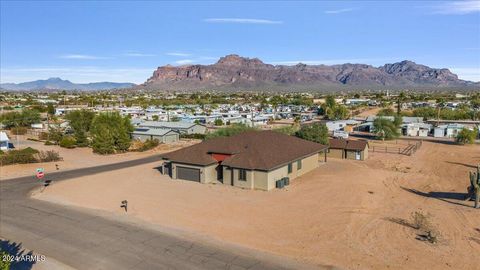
[402,123,432,137]
[327,138,369,161]
[130,128,179,143]
[138,121,207,135]
[161,131,328,191]
[326,120,361,132]
[0,131,10,151]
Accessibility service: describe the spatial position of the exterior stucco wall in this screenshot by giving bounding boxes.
[327,148,344,159]
[203,164,217,184]
[162,133,179,143]
[231,169,254,189]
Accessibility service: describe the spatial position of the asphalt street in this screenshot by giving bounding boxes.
[0,156,326,270]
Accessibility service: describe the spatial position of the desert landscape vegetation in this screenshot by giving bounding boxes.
[29,140,480,270]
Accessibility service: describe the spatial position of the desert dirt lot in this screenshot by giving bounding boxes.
[33,141,480,270]
[0,136,199,179]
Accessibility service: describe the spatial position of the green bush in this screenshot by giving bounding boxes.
[137,139,160,152]
[59,136,77,149]
[0,148,62,165]
[44,140,54,145]
[180,133,206,140]
[295,123,329,145]
[0,250,11,270]
[456,128,478,145]
[0,147,39,165]
[37,150,63,162]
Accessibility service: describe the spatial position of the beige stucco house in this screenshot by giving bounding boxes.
[161,131,328,191]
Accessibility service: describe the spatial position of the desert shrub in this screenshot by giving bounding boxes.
[44,141,54,145]
[0,147,39,165]
[273,125,299,136]
[456,128,478,145]
[39,132,49,140]
[0,147,62,165]
[10,126,27,135]
[179,133,206,140]
[133,139,160,152]
[36,150,62,162]
[59,136,76,149]
[0,149,4,155]
[411,211,438,244]
[0,250,11,270]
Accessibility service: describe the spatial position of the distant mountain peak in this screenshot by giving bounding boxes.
[216,54,266,67]
[142,54,478,91]
[0,78,135,91]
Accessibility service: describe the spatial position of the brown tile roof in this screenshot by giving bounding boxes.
[329,138,368,151]
[162,130,328,171]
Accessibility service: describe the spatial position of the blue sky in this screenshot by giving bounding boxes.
[1,1,479,83]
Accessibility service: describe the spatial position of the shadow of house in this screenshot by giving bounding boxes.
[0,240,36,270]
[401,187,472,208]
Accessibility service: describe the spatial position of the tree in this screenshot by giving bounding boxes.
[214,119,224,126]
[377,108,395,116]
[397,92,406,114]
[65,110,95,146]
[0,250,11,270]
[373,118,400,141]
[90,112,133,154]
[0,109,40,128]
[456,128,478,145]
[295,123,329,145]
[47,104,55,115]
[152,115,159,121]
[206,123,257,139]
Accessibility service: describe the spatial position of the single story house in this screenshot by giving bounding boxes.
[130,128,179,143]
[161,131,328,191]
[327,138,369,161]
[138,121,207,135]
[0,131,10,151]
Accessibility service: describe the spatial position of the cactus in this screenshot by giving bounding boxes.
[469,165,480,209]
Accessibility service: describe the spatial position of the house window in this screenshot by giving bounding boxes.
[288,163,293,173]
[297,160,302,170]
[238,169,247,181]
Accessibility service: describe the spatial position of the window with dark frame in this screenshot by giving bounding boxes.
[288,163,292,173]
[297,160,302,170]
[239,169,247,181]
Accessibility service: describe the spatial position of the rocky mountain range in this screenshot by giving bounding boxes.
[0,77,135,91]
[142,54,479,91]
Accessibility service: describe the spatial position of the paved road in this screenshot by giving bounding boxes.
[0,156,325,270]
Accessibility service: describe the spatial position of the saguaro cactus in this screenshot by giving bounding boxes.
[469,165,480,209]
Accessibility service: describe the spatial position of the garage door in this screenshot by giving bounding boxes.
[176,166,200,182]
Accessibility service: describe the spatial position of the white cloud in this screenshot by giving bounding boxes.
[123,52,156,57]
[432,1,480,14]
[450,67,480,82]
[324,8,354,14]
[59,54,111,60]
[166,52,191,57]
[1,66,153,84]
[204,18,283,24]
[174,59,194,65]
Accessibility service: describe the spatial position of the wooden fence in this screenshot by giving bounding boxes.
[370,140,422,156]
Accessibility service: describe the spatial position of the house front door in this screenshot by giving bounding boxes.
[216,165,223,182]
[355,151,361,160]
